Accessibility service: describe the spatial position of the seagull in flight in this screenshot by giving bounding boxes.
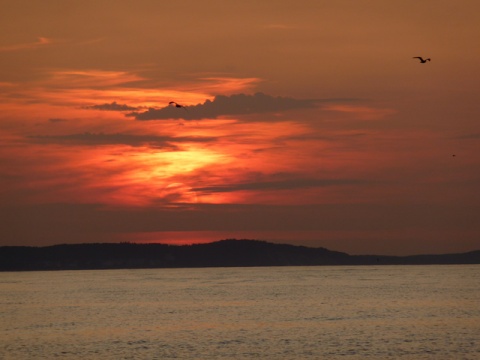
[169,101,188,111]
[413,56,431,63]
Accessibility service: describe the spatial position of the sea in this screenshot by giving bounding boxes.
[1,265,479,359]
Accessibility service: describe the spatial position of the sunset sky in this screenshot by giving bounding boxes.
[1,0,479,255]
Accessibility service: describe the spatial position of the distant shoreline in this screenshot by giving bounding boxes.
[1,239,479,272]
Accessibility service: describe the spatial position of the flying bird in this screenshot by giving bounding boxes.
[413,57,431,63]
[169,101,188,111]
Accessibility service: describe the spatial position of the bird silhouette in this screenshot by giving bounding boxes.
[413,57,431,63]
[169,101,188,111]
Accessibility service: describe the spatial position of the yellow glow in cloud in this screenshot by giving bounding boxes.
[94,145,232,206]
[141,146,227,178]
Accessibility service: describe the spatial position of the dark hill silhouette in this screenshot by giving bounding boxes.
[1,239,479,271]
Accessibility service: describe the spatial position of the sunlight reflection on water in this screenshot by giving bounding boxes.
[1,265,479,359]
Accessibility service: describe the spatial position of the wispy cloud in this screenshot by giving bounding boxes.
[27,132,217,148]
[323,105,395,121]
[47,70,143,88]
[181,77,261,95]
[0,37,55,52]
[83,101,141,111]
[129,92,322,121]
[192,177,366,194]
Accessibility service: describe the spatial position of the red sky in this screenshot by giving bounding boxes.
[1,1,480,255]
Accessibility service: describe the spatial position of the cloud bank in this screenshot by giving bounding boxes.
[129,92,321,121]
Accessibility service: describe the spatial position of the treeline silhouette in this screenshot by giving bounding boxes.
[1,239,479,271]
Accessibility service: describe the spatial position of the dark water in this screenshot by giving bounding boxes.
[1,265,479,359]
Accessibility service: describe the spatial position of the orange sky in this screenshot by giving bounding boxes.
[1,1,480,255]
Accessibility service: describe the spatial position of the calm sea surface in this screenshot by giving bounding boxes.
[1,265,479,359]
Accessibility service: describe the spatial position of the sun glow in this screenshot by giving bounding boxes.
[137,146,227,178]
[104,145,232,206]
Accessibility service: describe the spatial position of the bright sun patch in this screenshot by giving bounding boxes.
[111,145,231,206]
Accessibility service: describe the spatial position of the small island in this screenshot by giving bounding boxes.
[1,239,479,271]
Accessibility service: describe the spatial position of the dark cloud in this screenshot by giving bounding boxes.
[456,133,480,140]
[27,132,216,148]
[48,118,68,123]
[192,178,366,194]
[279,132,368,143]
[129,92,324,121]
[83,101,140,111]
